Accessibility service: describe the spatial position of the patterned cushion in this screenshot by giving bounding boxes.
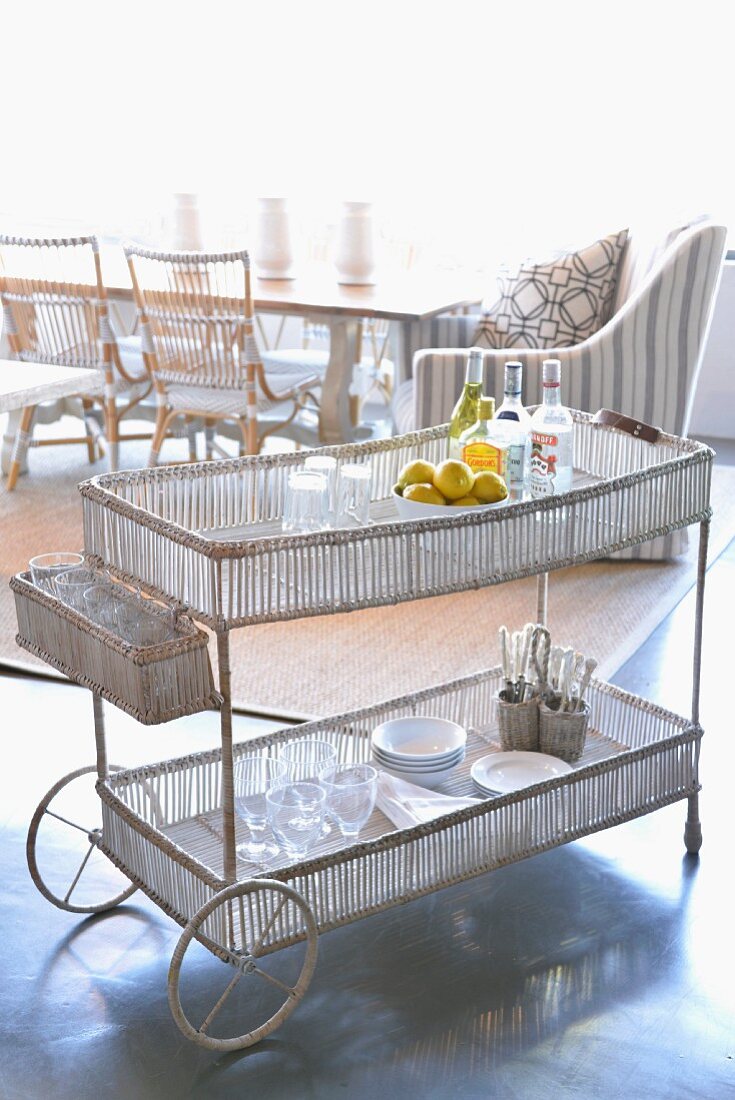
[473,229,628,350]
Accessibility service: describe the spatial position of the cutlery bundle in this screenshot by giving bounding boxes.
[498,625,597,712]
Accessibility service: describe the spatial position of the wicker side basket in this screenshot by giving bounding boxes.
[11,572,220,725]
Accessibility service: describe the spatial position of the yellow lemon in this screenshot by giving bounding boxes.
[397,459,436,490]
[473,470,508,504]
[452,495,480,506]
[433,459,474,501]
[403,483,446,506]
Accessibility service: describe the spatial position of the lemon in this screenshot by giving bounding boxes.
[403,483,446,505]
[433,459,474,501]
[452,495,480,506]
[397,459,436,490]
[473,470,508,504]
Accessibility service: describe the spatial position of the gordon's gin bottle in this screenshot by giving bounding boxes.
[528,359,574,497]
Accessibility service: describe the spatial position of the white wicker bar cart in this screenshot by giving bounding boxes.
[15,411,712,1050]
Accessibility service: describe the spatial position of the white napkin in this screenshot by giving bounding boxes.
[376,772,481,830]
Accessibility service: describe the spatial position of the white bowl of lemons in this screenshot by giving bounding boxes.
[392,458,508,520]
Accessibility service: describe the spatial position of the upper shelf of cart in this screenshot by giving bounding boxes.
[77,416,714,557]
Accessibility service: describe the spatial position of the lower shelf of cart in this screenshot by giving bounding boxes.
[98,669,699,958]
[158,724,638,880]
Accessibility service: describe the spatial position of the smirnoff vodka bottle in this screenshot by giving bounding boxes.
[528,359,574,497]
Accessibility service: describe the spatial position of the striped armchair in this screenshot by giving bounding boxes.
[392,219,727,558]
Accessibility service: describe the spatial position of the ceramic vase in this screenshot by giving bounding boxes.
[253,197,295,279]
[335,201,376,285]
[171,193,203,250]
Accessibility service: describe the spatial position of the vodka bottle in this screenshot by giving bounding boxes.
[493,361,532,488]
[448,347,484,459]
[459,396,508,478]
[528,359,574,497]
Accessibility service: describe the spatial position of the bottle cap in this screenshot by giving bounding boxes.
[542,359,561,384]
[479,396,495,419]
[504,362,523,394]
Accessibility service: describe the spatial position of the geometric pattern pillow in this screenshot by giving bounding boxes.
[473,229,629,349]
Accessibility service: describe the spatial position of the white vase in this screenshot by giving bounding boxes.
[253,197,295,279]
[335,201,376,285]
[172,193,203,250]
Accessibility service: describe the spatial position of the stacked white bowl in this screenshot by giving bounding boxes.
[371,716,467,789]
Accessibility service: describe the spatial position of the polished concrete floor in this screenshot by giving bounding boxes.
[1,461,734,1098]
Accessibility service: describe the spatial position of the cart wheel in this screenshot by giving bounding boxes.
[26,764,138,914]
[168,879,318,1051]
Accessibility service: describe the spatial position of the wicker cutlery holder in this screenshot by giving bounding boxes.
[538,697,590,762]
[496,690,539,751]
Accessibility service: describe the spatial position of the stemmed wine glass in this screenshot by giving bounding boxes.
[233,756,285,866]
[323,764,378,840]
[265,783,327,862]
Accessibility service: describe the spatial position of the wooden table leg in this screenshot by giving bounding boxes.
[318,317,359,445]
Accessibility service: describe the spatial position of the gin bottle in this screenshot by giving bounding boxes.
[448,347,484,459]
[459,396,508,478]
[528,359,574,497]
[493,361,532,488]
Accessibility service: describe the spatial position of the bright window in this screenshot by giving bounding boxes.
[1,0,731,267]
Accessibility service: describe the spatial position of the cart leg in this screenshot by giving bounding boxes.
[536,572,548,626]
[217,629,237,883]
[684,795,702,854]
[685,517,709,853]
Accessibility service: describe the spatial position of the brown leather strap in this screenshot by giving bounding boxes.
[592,408,661,444]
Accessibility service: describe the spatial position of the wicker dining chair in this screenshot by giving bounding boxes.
[258,314,394,428]
[125,246,321,463]
[0,234,151,488]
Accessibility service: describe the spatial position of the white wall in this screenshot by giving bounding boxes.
[689,261,735,440]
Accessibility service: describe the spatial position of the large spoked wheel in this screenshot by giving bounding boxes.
[26,764,138,914]
[168,879,318,1052]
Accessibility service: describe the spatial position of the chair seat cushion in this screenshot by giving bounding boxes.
[260,348,330,377]
[474,229,628,350]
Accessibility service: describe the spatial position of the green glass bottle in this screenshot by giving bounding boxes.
[448,347,484,459]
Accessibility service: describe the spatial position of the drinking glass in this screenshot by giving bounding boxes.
[52,568,98,612]
[304,454,338,523]
[282,470,329,534]
[336,463,372,527]
[280,739,337,784]
[114,593,142,643]
[265,782,326,861]
[323,764,378,840]
[29,552,84,594]
[83,584,123,630]
[234,756,286,865]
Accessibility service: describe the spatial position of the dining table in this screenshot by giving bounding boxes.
[98,250,481,445]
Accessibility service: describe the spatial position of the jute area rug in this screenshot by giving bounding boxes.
[1,429,733,720]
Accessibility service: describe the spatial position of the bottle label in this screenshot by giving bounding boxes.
[529,432,559,496]
[461,441,507,477]
[507,442,526,484]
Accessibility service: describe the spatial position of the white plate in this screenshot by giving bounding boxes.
[377,762,458,790]
[471,752,572,794]
[372,748,465,771]
[372,716,466,759]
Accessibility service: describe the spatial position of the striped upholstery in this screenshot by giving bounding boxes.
[398,311,480,381]
[394,220,727,559]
